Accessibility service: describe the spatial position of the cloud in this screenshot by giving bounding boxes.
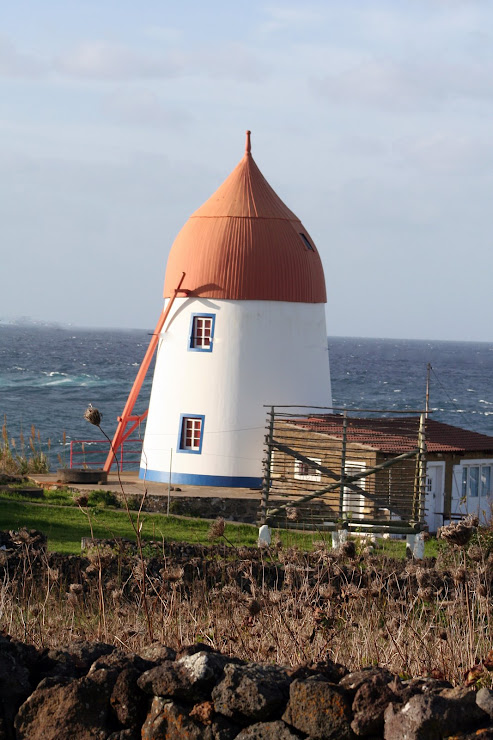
[143,26,183,43]
[102,88,193,129]
[0,36,46,78]
[398,132,493,176]
[186,42,268,83]
[259,5,324,33]
[20,38,267,84]
[55,41,180,80]
[314,57,493,111]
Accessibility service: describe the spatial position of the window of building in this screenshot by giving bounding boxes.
[299,233,314,251]
[294,457,321,482]
[483,466,492,496]
[178,415,205,453]
[189,314,215,352]
[462,464,492,499]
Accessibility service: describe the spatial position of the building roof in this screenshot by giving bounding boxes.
[287,415,493,455]
[163,131,327,303]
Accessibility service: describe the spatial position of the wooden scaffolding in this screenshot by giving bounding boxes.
[261,406,428,535]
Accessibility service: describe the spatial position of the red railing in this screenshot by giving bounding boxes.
[69,438,143,470]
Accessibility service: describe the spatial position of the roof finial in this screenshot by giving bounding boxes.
[245,130,251,155]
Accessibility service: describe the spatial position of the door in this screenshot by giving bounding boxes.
[459,461,493,524]
[425,463,444,532]
[342,461,366,520]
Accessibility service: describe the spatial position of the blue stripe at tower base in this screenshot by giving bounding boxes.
[140,468,262,488]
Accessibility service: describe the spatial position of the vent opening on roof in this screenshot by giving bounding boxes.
[299,233,314,251]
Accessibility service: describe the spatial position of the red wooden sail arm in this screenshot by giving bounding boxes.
[103,273,186,472]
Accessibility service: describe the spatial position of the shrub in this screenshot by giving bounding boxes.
[43,488,73,506]
[0,417,50,475]
[88,489,119,508]
[125,495,141,511]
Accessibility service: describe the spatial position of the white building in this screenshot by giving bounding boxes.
[140,132,332,487]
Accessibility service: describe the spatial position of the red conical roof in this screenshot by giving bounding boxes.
[163,132,326,303]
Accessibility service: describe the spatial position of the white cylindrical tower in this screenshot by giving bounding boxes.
[140,132,332,487]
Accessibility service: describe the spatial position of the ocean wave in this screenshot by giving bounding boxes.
[1,329,492,459]
[0,373,117,390]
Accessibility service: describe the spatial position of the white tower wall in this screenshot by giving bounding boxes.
[140,297,331,486]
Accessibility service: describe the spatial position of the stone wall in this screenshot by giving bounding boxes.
[142,494,261,524]
[2,633,493,740]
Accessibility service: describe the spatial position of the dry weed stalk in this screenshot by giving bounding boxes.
[84,405,153,641]
[1,516,493,687]
[9,531,493,685]
[0,415,49,475]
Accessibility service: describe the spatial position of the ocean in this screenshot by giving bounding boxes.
[0,325,492,468]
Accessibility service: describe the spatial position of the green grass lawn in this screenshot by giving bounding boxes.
[1,487,116,507]
[0,498,440,557]
[0,499,318,554]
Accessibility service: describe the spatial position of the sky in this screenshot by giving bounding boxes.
[1,0,493,342]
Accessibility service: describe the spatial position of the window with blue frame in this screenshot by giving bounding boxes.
[178,415,205,454]
[189,314,215,351]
